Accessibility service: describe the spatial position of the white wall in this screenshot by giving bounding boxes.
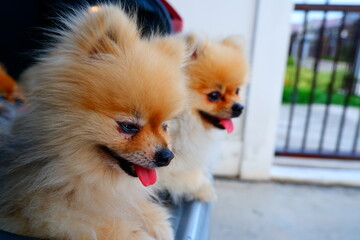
[168,0,293,179]
[240,0,293,180]
[168,0,256,58]
[168,0,257,176]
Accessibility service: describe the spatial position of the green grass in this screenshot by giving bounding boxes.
[282,86,360,106]
[282,57,360,107]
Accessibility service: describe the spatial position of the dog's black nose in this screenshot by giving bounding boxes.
[154,149,174,167]
[232,103,244,117]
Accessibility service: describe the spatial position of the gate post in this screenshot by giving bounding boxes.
[240,0,293,180]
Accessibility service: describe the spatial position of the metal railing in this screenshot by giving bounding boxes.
[276,4,360,160]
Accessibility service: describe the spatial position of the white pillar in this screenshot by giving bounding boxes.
[240,0,294,180]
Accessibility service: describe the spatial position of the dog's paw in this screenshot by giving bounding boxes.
[193,181,217,202]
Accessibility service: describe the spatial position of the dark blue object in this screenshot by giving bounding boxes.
[0,0,172,79]
[0,230,42,240]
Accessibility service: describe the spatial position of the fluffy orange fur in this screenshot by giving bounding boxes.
[0,5,187,240]
[0,65,24,101]
[158,34,248,201]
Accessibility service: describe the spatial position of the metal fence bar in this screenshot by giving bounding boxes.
[318,12,347,153]
[334,77,351,153]
[277,4,360,160]
[301,7,328,151]
[295,4,360,12]
[351,22,360,154]
[335,20,360,153]
[276,149,360,160]
[284,11,309,151]
[353,109,360,154]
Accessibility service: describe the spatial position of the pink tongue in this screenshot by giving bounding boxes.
[220,118,234,133]
[134,165,157,187]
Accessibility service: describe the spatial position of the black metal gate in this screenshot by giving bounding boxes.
[276,3,360,160]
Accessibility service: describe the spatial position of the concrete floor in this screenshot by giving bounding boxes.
[210,179,360,240]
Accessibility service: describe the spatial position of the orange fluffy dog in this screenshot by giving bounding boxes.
[158,34,247,202]
[0,5,187,240]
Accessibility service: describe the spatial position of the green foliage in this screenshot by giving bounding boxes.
[287,56,295,67]
[282,57,360,107]
[282,86,360,106]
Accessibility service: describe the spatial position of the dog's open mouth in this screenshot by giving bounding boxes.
[99,145,157,187]
[198,110,234,133]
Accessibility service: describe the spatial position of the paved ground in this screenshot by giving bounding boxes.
[301,58,348,72]
[276,104,360,153]
[210,179,360,240]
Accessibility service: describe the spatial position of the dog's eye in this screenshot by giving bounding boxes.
[207,91,221,102]
[117,122,139,134]
[162,123,168,132]
[235,88,240,95]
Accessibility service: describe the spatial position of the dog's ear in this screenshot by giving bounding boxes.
[152,37,187,65]
[184,33,207,60]
[60,5,139,57]
[221,35,245,52]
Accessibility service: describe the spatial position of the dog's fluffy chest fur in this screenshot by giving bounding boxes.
[171,110,216,168]
[157,110,220,201]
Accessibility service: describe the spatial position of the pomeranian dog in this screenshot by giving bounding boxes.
[158,34,247,202]
[0,5,188,240]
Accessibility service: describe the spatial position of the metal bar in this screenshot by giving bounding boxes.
[301,8,328,151]
[318,12,347,152]
[295,4,360,12]
[173,201,211,240]
[284,11,309,151]
[275,149,360,161]
[335,20,360,153]
[353,109,360,154]
[351,20,360,154]
[335,78,352,154]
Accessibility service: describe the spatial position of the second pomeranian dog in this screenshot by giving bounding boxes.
[0,5,187,240]
[158,34,247,202]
